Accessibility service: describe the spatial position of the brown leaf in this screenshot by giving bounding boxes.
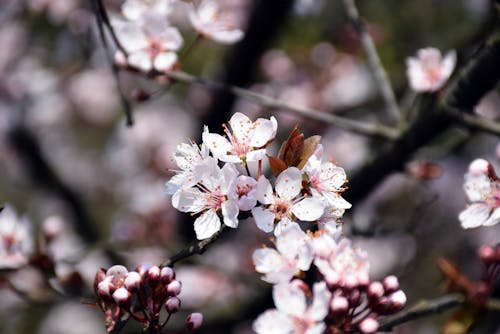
[278,126,304,167]
[437,257,475,294]
[297,135,321,170]
[268,156,288,176]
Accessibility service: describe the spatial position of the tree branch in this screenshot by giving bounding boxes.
[341,0,401,123]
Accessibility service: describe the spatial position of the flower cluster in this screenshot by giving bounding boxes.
[459,159,500,229]
[94,264,202,333]
[165,112,350,240]
[253,227,407,333]
[406,47,456,92]
[112,0,245,73]
[0,204,33,269]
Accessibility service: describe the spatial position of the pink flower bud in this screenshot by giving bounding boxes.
[344,274,359,290]
[166,280,182,296]
[165,297,181,313]
[478,245,495,265]
[383,275,399,293]
[113,287,132,308]
[468,159,490,176]
[324,271,341,290]
[97,278,115,298]
[367,281,384,300]
[359,318,379,334]
[147,266,161,287]
[42,216,64,242]
[330,296,349,319]
[94,268,107,287]
[135,263,152,279]
[389,290,407,310]
[357,272,370,288]
[186,312,203,331]
[160,267,175,284]
[124,271,142,291]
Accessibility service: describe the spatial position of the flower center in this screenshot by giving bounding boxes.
[272,199,291,220]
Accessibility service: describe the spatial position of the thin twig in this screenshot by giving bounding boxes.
[341,0,401,123]
[165,71,400,140]
[445,107,500,137]
[160,225,227,268]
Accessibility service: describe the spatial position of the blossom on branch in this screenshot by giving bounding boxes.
[121,0,177,22]
[188,0,245,44]
[0,204,33,269]
[406,47,456,92]
[459,159,500,228]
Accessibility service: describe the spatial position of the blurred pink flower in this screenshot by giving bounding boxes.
[406,47,456,92]
[0,204,33,269]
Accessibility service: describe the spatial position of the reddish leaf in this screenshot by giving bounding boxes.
[268,156,288,176]
[297,135,321,170]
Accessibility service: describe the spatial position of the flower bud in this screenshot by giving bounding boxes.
[165,297,181,313]
[388,290,407,311]
[42,216,64,242]
[330,296,349,319]
[113,287,132,309]
[160,267,175,284]
[136,263,152,279]
[478,245,495,265]
[186,312,203,331]
[324,271,341,290]
[166,280,182,296]
[124,271,142,292]
[147,266,161,287]
[344,274,359,291]
[94,268,107,288]
[468,159,490,176]
[367,281,384,300]
[97,278,115,298]
[383,275,399,293]
[357,272,370,288]
[359,318,379,334]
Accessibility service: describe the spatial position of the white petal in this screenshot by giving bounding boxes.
[256,177,274,205]
[194,210,221,239]
[253,248,282,274]
[128,50,153,72]
[275,167,302,200]
[251,207,275,233]
[274,219,298,237]
[252,310,293,334]
[228,112,252,142]
[305,323,327,334]
[276,224,306,256]
[273,282,307,317]
[154,52,177,72]
[172,189,203,212]
[484,207,500,226]
[249,117,278,147]
[158,27,184,51]
[202,131,231,158]
[292,198,324,221]
[459,204,491,229]
[209,29,244,45]
[222,200,239,228]
[308,282,331,321]
[246,149,267,162]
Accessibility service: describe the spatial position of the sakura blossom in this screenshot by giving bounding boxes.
[251,167,325,236]
[459,159,500,228]
[172,158,239,239]
[0,204,33,269]
[202,112,277,164]
[188,0,245,44]
[303,144,351,213]
[113,15,183,72]
[253,280,331,334]
[406,47,456,92]
[253,224,313,284]
[227,175,258,211]
[165,138,210,196]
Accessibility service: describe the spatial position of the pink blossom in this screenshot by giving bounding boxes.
[0,204,33,269]
[189,0,244,44]
[459,159,500,228]
[253,224,313,284]
[406,47,456,92]
[228,175,258,211]
[253,280,331,334]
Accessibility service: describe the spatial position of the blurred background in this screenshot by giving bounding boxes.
[0,0,499,333]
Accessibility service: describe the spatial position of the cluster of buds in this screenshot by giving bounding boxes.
[94,264,202,333]
[327,275,407,333]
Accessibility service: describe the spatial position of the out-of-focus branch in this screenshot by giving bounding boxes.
[341,0,401,123]
[445,107,500,137]
[378,294,500,332]
[160,225,226,268]
[6,125,99,244]
[165,71,400,140]
[89,0,134,126]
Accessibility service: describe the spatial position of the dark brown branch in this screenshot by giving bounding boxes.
[160,225,227,268]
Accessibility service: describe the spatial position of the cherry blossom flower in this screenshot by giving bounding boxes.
[114,15,183,72]
[121,0,177,22]
[172,158,239,239]
[253,224,313,284]
[165,138,210,196]
[0,204,33,269]
[459,159,500,228]
[303,145,351,212]
[202,112,277,164]
[253,280,331,334]
[188,0,244,44]
[313,236,370,288]
[251,167,324,236]
[227,175,258,211]
[406,47,456,92]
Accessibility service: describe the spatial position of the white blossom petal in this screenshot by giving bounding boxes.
[292,198,324,221]
[252,310,293,334]
[252,207,275,233]
[275,167,302,200]
[194,209,221,239]
[222,200,239,228]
